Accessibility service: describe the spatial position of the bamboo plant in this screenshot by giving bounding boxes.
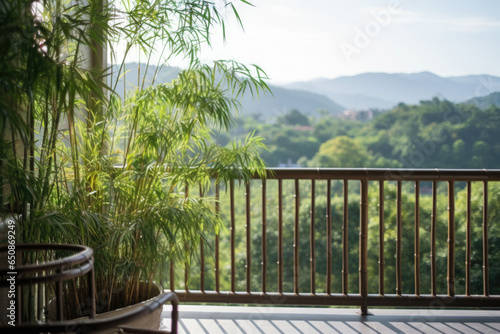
[1,0,269,317]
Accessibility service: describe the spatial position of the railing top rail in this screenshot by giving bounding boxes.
[256,168,500,181]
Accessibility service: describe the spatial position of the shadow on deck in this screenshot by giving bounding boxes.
[161,305,500,334]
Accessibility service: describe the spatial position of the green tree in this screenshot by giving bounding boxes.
[309,136,371,167]
[276,109,310,126]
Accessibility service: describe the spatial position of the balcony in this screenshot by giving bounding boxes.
[160,168,500,333]
[4,0,499,332]
[3,168,500,333]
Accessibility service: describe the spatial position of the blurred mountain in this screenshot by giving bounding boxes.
[111,63,344,119]
[286,72,500,110]
[238,85,344,119]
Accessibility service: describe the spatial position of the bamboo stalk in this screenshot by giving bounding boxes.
[169,255,175,292]
[56,268,63,321]
[37,278,43,320]
[200,185,205,293]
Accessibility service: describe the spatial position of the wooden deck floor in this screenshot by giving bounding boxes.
[163,305,500,334]
[160,305,500,333]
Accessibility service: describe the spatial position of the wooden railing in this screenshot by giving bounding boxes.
[0,244,96,323]
[169,168,500,314]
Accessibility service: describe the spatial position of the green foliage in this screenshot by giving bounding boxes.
[360,98,500,169]
[232,97,500,168]
[276,109,310,126]
[308,136,370,167]
[1,0,269,315]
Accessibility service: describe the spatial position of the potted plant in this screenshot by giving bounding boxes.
[1,0,268,328]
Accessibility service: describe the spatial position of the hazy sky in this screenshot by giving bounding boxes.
[190,0,500,84]
[123,0,500,84]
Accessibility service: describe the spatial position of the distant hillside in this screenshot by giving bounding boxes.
[465,92,500,110]
[111,63,344,118]
[286,72,500,110]
[239,85,344,119]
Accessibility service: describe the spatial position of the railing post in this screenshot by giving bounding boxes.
[278,179,283,294]
[294,179,300,295]
[246,182,251,294]
[230,180,235,293]
[447,181,455,297]
[378,181,385,296]
[200,237,205,293]
[465,181,472,296]
[215,183,220,293]
[261,179,267,294]
[310,180,316,294]
[431,181,437,296]
[396,181,402,296]
[359,178,369,315]
[483,181,489,296]
[200,186,205,293]
[184,184,189,292]
[342,180,349,296]
[415,181,420,296]
[326,180,332,295]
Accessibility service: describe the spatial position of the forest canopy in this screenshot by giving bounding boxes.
[224,98,500,168]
